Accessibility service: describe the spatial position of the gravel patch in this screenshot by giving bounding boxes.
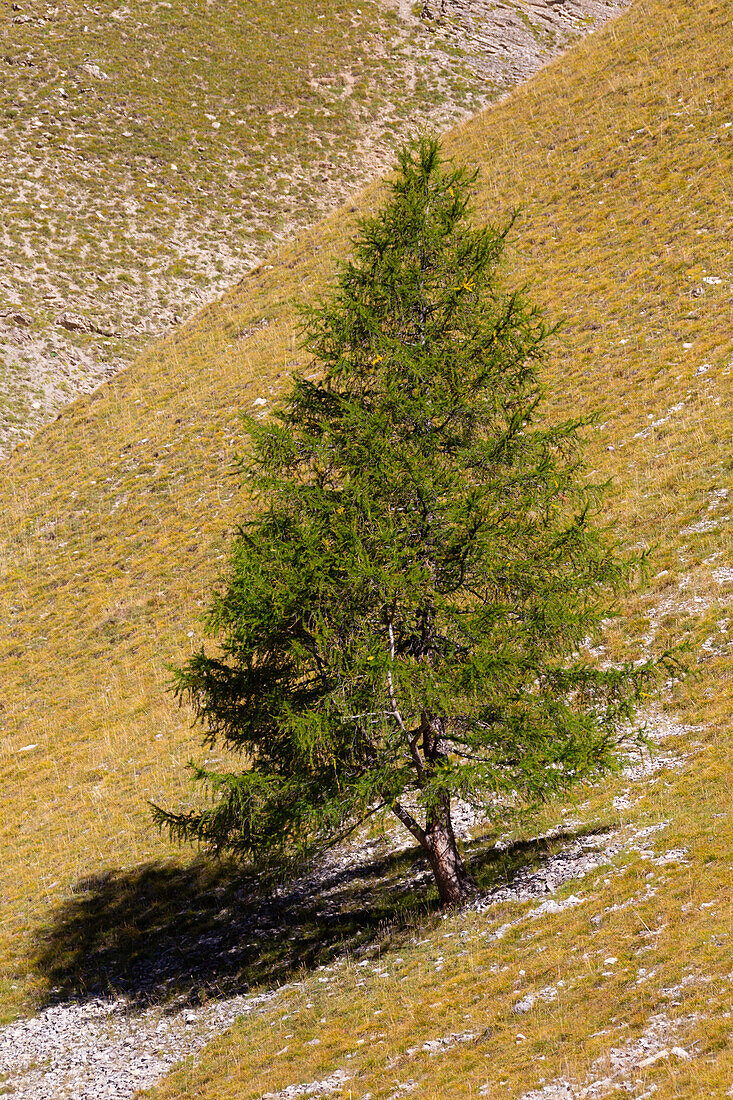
[0,988,280,1100]
[259,1069,351,1099]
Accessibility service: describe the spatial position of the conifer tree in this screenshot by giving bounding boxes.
[155,138,665,905]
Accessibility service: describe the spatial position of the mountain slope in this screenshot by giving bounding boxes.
[1,0,733,1095]
[0,0,622,454]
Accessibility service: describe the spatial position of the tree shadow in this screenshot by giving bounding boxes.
[31,822,608,1011]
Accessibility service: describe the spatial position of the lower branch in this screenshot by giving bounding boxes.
[390,799,428,850]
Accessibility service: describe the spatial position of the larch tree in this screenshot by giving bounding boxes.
[154,138,666,905]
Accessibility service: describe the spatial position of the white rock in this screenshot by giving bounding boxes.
[530,894,585,919]
[79,61,110,80]
[638,1047,669,1068]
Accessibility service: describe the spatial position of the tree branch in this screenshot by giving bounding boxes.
[322,800,388,851]
[386,622,407,733]
[390,799,429,850]
[387,618,426,785]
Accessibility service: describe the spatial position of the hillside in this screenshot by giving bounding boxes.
[1,0,733,1096]
[0,0,622,455]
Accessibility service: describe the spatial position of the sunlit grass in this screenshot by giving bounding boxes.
[2,0,733,1094]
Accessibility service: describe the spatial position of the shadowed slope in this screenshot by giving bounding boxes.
[32,828,600,1008]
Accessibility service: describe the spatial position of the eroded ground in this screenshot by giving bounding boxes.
[0,0,626,453]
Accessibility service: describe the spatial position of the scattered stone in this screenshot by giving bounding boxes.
[638,1048,669,1067]
[58,313,117,338]
[0,989,280,1100]
[259,1069,351,1099]
[712,567,733,585]
[530,894,586,918]
[655,848,689,866]
[513,986,558,1014]
[679,517,719,535]
[59,313,92,334]
[1,310,33,327]
[418,1030,478,1055]
[78,60,110,80]
[518,1013,700,1098]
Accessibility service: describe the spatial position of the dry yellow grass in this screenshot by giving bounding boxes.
[2,0,733,1094]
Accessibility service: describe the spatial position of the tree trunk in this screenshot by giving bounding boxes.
[389,794,477,905]
[414,711,478,905]
[425,793,478,906]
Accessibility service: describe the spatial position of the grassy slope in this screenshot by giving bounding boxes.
[0,0,485,450]
[2,0,598,452]
[1,0,733,1093]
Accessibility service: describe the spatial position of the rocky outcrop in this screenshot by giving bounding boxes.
[417,0,629,85]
